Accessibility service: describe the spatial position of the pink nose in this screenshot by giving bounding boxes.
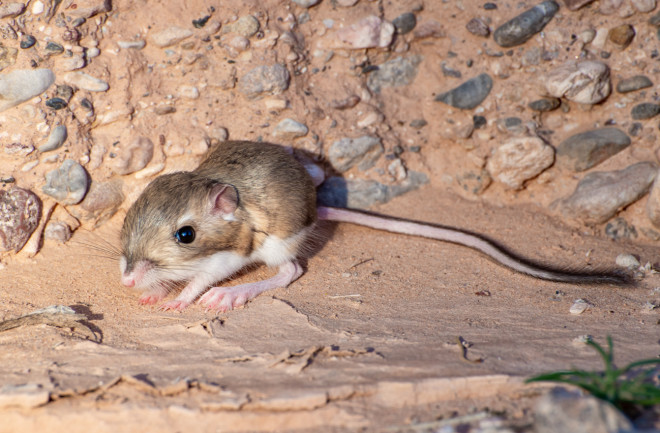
[121,276,135,287]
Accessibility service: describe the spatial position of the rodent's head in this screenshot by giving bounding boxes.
[119,172,246,290]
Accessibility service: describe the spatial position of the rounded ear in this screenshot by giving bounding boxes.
[209,184,239,221]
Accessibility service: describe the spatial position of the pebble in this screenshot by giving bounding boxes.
[4,142,34,156]
[615,253,640,268]
[32,1,44,14]
[272,118,308,140]
[528,97,560,112]
[44,221,72,243]
[388,159,407,181]
[238,64,290,98]
[72,179,124,224]
[210,127,229,142]
[176,85,200,99]
[466,17,490,37]
[58,55,86,71]
[486,136,555,189]
[223,15,260,38]
[20,35,36,49]
[45,42,64,55]
[150,26,194,48]
[608,24,635,49]
[534,388,633,433]
[67,0,112,19]
[336,0,359,6]
[113,137,154,175]
[646,171,660,228]
[366,55,421,94]
[63,71,109,92]
[632,0,657,12]
[544,60,611,104]
[559,161,658,223]
[39,125,67,152]
[493,1,559,47]
[0,187,41,252]
[413,20,446,39]
[456,169,492,195]
[569,299,590,314]
[292,0,321,7]
[335,15,395,49]
[0,2,25,18]
[434,73,493,109]
[317,171,428,209]
[0,68,55,113]
[45,98,67,110]
[327,136,384,172]
[556,127,631,171]
[118,40,146,50]
[42,160,90,205]
[616,75,652,93]
[563,0,597,10]
[605,217,638,240]
[392,12,417,35]
[631,103,660,120]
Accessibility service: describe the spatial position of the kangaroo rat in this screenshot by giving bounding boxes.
[120,140,628,312]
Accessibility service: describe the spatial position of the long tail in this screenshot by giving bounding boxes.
[317,206,631,285]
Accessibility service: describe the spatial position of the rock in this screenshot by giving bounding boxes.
[528,97,561,112]
[0,46,17,72]
[67,0,111,19]
[176,85,199,99]
[615,253,640,268]
[335,15,395,49]
[646,170,660,228]
[392,12,416,34]
[534,388,633,433]
[114,137,154,175]
[328,136,384,172]
[4,142,34,156]
[42,160,90,205]
[366,55,421,94]
[556,128,631,171]
[44,221,72,243]
[569,299,589,314]
[238,64,290,98]
[336,0,358,5]
[413,20,446,39]
[45,42,64,56]
[150,26,194,48]
[292,0,321,7]
[632,0,656,12]
[456,169,492,195]
[223,15,260,37]
[631,103,660,120]
[20,35,36,49]
[605,217,638,240]
[118,40,146,50]
[486,136,555,189]
[559,161,657,223]
[466,17,490,37]
[0,69,55,113]
[45,98,67,110]
[0,187,41,252]
[616,75,653,93]
[39,125,67,152]
[317,171,428,209]
[608,24,635,49]
[272,118,308,140]
[62,71,109,92]
[493,1,559,47]
[563,0,596,9]
[435,73,493,109]
[58,55,86,71]
[72,179,124,224]
[544,61,611,104]
[0,2,26,18]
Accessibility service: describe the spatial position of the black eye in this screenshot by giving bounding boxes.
[175,226,195,244]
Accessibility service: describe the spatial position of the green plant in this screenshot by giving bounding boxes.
[526,336,660,412]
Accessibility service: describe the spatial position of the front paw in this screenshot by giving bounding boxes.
[160,300,190,312]
[139,293,164,305]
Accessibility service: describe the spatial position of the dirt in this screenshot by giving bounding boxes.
[0,0,659,431]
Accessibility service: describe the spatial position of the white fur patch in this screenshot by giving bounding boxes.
[251,227,313,267]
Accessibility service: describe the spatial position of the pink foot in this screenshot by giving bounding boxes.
[160,300,190,312]
[198,287,248,312]
[139,293,164,305]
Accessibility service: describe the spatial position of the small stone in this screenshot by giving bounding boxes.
[608,24,635,49]
[466,17,490,37]
[616,75,653,93]
[272,118,308,140]
[45,42,64,55]
[456,169,492,195]
[435,73,493,109]
[72,179,124,224]
[223,15,260,37]
[563,0,596,9]
[646,171,660,228]
[150,26,194,48]
[62,71,109,92]
[529,97,561,112]
[605,217,638,240]
[192,15,210,29]
[0,2,26,18]
[66,0,111,19]
[238,64,290,98]
[4,142,34,156]
[330,95,360,110]
[44,221,72,243]
[631,103,660,120]
[292,0,321,7]
[58,55,86,71]
[335,15,395,49]
[557,128,630,172]
[367,55,421,94]
[42,160,90,205]
[628,122,642,137]
[176,85,199,99]
[615,253,640,268]
[569,299,589,314]
[410,119,427,129]
[55,84,74,102]
[32,1,44,14]
[20,35,36,49]
[392,12,416,35]
[39,125,67,152]
[0,384,50,409]
[632,0,657,12]
[388,159,407,181]
[496,117,526,135]
[113,137,154,175]
[45,98,67,110]
[473,115,487,129]
[544,60,611,104]
[210,127,229,142]
[493,1,559,47]
[328,136,384,172]
[117,40,146,50]
[336,0,359,5]
[86,48,100,58]
[0,187,41,252]
[0,46,17,73]
[559,162,658,223]
[486,136,555,189]
[154,105,176,115]
[413,20,446,39]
